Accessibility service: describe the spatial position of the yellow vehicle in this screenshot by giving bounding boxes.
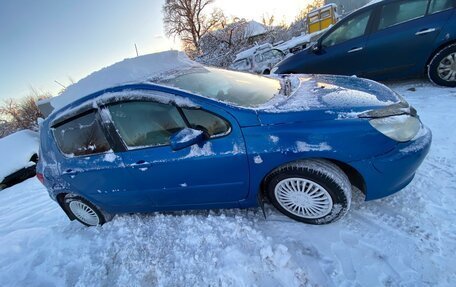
[307,3,338,34]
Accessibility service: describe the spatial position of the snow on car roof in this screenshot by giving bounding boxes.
[0,130,39,183]
[234,43,273,61]
[243,21,268,38]
[275,34,312,52]
[50,50,202,111]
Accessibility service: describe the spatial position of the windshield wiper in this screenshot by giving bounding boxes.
[281,77,292,97]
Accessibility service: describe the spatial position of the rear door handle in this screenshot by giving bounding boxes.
[129,160,151,168]
[348,47,363,53]
[415,28,436,35]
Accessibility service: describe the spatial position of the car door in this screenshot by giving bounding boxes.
[103,96,250,209]
[310,9,374,76]
[52,110,141,210]
[362,0,455,79]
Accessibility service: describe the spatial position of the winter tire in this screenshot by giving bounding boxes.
[64,195,107,226]
[428,44,456,87]
[266,159,352,225]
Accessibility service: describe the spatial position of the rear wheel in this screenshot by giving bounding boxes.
[64,195,107,226]
[266,160,352,224]
[428,44,456,87]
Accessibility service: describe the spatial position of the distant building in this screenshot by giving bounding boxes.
[325,0,372,16]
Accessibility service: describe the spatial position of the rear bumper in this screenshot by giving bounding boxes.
[351,126,432,201]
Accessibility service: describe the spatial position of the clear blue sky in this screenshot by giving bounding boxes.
[0,0,311,101]
[0,0,178,100]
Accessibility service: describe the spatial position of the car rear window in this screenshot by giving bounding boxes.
[53,111,110,157]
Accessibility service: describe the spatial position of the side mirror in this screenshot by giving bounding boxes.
[312,42,321,53]
[170,128,205,151]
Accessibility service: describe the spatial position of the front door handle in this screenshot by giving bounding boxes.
[63,169,78,176]
[348,47,363,53]
[415,28,436,36]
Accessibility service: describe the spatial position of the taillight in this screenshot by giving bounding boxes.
[36,172,45,185]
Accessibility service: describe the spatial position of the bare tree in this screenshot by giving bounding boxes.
[261,14,275,27]
[162,0,223,56]
[0,88,50,137]
[294,0,325,22]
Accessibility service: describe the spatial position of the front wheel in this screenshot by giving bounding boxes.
[64,195,107,226]
[266,160,352,225]
[428,44,456,87]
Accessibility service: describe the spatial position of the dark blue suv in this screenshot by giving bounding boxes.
[273,0,456,87]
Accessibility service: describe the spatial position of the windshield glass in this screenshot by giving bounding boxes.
[159,67,281,107]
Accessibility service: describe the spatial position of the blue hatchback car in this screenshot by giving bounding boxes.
[37,52,431,226]
[273,0,456,87]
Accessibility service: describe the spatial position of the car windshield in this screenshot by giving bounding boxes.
[159,67,281,107]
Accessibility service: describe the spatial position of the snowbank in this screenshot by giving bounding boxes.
[0,130,39,183]
[50,51,202,111]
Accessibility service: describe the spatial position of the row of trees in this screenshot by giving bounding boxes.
[163,0,324,65]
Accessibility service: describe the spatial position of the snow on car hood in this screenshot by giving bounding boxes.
[257,75,402,124]
[50,51,202,111]
[0,130,39,183]
[257,74,402,124]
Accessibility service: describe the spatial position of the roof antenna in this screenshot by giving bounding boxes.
[135,44,139,57]
[54,80,66,89]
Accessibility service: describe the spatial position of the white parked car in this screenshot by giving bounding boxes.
[231,44,285,75]
[0,130,39,189]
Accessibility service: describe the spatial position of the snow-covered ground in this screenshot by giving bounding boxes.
[1,81,455,286]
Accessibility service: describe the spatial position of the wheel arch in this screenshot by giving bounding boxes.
[425,40,456,74]
[56,192,76,221]
[260,157,366,197]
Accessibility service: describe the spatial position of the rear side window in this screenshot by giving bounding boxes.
[321,11,371,47]
[182,108,230,137]
[53,111,110,157]
[428,0,454,14]
[108,101,186,149]
[378,0,428,30]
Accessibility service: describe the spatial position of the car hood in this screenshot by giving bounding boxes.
[256,74,406,124]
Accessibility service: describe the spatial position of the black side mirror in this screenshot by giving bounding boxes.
[312,42,321,53]
[170,128,205,151]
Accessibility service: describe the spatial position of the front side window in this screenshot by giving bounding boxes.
[428,0,454,14]
[272,50,284,57]
[182,108,230,137]
[322,11,371,47]
[378,0,428,30]
[108,101,186,149]
[53,111,110,157]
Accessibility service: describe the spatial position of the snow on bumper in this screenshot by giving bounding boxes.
[351,126,432,201]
